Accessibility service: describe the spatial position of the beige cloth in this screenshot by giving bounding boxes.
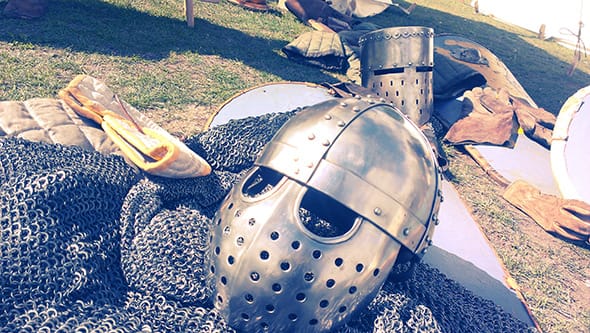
[0,98,121,155]
[58,75,211,178]
[0,75,211,179]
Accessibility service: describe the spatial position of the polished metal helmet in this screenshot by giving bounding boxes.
[359,26,435,126]
[211,97,442,332]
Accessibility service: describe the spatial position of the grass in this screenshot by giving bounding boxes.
[1,0,589,332]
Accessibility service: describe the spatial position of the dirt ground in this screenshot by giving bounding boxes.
[445,145,590,332]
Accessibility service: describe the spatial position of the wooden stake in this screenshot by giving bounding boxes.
[185,0,194,27]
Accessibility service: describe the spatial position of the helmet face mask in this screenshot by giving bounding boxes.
[211,98,442,332]
[240,165,361,239]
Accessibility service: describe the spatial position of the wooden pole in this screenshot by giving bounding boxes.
[185,0,194,28]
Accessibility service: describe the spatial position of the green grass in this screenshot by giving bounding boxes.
[1,0,589,332]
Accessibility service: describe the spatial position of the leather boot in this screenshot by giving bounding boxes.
[503,180,590,243]
[3,0,49,19]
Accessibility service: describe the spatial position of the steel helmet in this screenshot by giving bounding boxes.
[211,97,442,332]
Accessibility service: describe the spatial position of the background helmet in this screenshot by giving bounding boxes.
[360,26,435,127]
[211,97,442,332]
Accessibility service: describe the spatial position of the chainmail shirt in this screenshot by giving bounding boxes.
[0,111,537,333]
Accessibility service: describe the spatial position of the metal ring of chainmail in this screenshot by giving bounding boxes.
[0,110,537,333]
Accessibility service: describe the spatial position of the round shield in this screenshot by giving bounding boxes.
[204,82,337,130]
[550,84,590,204]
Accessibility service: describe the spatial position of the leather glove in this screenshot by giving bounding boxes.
[59,75,211,178]
[510,95,556,149]
[444,86,518,147]
[503,180,590,244]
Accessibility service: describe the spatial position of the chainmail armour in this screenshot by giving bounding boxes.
[0,111,536,333]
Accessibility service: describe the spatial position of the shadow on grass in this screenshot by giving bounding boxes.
[0,0,338,83]
[1,0,589,113]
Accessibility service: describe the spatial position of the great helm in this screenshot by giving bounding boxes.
[211,97,442,332]
[359,26,435,127]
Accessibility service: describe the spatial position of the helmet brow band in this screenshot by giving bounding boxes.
[308,158,426,252]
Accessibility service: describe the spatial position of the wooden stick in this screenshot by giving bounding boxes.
[185,0,194,28]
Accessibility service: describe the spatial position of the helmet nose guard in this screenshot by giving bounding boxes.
[211,97,442,332]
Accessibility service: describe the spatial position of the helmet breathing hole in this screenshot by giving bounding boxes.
[339,306,347,313]
[312,250,322,259]
[299,187,358,238]
[217,295,223,303]
[373,268,380,276]
[244,293,254,303]
[227,256,234,265]
[250,272,260,282]
[272,283,282,293]
[326,279,335,288]
[349,286,357,294]
[334,258,343,267]
[303,272,314,282]
[319,300,329,308]
[296,292,306,302]
[242,167,283,198]
[270,231,279,240]
[309,319,319,326]
[221,276,227,285]
[240,313,250,321]
[265,304,275,313]
[355,263,364,272]
[280,261,290,271]
[291,241,301,250]
[260,250,270,260]
[288,313,298,321]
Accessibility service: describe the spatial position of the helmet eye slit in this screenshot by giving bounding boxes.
[242,167,283,198]
[299,188,357,238]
